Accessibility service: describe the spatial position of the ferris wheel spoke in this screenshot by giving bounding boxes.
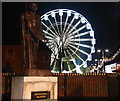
[46,42,56,48]
[63,50,72,71]
[67,20,81,35]
[43,30,56,38]
[60,16,63,33]
[68,25,86,37]
[45,35,54,40]
[47,43,55,50]
[64,16,75,34]
[42,22,58,37]
[67,42,89,56]
[62,15,69,33]
[67,46,84,62]
[48,19,59,36]
[69,31,90,39]
[47,39,55,43]
[70,38,93,42]
[52,60,57,71]
[72,59,78,68]
[54,17,61,35]
[66,48,81,70]
[80,49,90,56]
[68,41,91,49]
[46,43,55,50]
[66,48,72,58]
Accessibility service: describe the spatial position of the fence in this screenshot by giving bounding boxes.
[52,73,120,99]
[2,73,120,100]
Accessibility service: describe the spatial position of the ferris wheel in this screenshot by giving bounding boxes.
[41,9,96,73]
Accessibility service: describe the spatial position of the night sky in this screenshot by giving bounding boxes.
[2,2,120,63]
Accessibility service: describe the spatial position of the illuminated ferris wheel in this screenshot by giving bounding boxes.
[41,9,96,73]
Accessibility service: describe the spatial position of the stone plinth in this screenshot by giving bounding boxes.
[11,77,58,100]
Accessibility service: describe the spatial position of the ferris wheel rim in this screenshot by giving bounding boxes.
[41,8,96,73]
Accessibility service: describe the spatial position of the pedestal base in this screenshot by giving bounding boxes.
[11,77,58,100]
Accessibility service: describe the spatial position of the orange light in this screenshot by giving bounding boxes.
[116,66,120,71]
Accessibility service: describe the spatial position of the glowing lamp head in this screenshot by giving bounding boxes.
[105,49,109,52]
[51,11,55,17]
[67,10,71,17]
[90,30,94,37]
[44,15,48,21]
[86,23,91,29]
[92,39,96,45]
[87,55,92,61]
[97,49,101,52]
[95,59,98,61]
[59,10,63,16]
[74,13,79,19]
[81,17,86,23]
[91,47,95,53]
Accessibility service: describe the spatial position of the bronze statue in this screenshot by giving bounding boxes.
[21,2,45,72]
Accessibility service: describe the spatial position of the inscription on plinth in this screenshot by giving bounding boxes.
[31,91,50,100]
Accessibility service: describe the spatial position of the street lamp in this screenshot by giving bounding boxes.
[97,49,109,73]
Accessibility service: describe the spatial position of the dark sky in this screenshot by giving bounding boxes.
[2,2,120,59]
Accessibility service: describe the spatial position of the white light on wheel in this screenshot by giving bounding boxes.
[44,15,48,21]
[86,23,91,29]
[91,47,95,53]
[81,17,86,23]
[51,11,55,17]
[59,9,63,16]
[67,10,71,17]
[90,30,94,37]
[74,13,79,19]
[92,39,96,45]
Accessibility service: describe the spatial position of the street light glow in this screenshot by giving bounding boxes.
[95,59,98,61]
[97,49,109,53]
[105,49,109,52]
[97,49,101,52]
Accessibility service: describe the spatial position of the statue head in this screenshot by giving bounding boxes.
[28,2,38,12]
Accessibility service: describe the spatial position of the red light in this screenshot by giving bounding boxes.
[116,66,120,71]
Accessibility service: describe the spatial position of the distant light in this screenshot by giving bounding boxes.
[97,49,101,52]
[51,11,55,17]
[59,10,63,16]
[62,70,70,73]
[105,49,109,52]
[100,59,103,61]
[74,13,79,19]
[67,10,71,16]
[95,59,98,61]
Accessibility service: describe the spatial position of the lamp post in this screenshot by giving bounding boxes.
[97,49,109,73]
